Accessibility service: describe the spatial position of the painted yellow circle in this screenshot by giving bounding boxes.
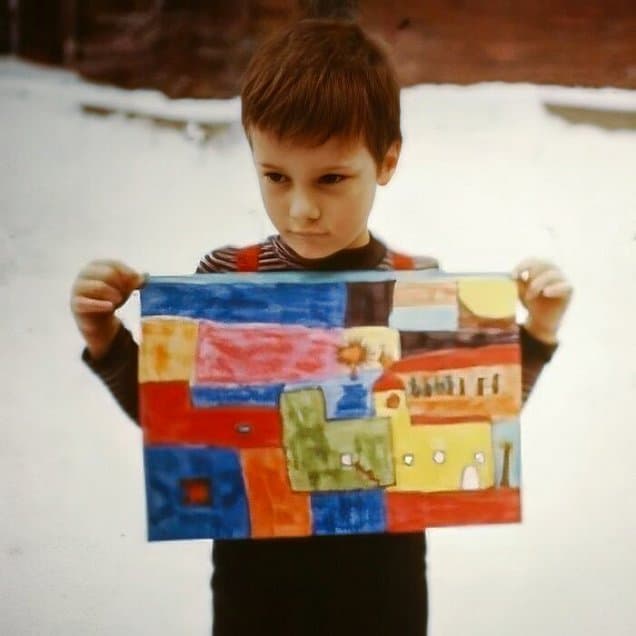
[457,278,516,319]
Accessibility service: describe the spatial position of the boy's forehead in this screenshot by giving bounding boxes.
[249,126,369,165]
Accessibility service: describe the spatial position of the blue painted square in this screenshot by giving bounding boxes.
[144,446,250,540]
[311,490,386,535]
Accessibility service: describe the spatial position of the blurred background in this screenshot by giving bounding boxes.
[3,0,636,95]
[1,1,635,635]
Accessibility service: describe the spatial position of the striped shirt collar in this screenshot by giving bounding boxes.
[269,233,387,271]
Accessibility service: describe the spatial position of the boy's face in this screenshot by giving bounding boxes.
[250,127,400,259]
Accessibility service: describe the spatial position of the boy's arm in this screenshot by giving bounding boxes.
[519,325,558,407]
[71,259,144,423]
[514,257,572,407]
[82,323,140,423]
[78,252,235,424]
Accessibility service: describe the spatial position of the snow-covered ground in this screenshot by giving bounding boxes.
[1,57,635,635]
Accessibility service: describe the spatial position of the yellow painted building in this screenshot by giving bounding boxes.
[373,375,495,493]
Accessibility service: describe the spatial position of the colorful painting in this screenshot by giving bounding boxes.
[139,270,522,541]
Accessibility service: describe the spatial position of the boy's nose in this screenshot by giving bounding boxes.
[289,189,320,221]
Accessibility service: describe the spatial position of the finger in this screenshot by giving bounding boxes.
[79,263,123,287]
[512,259,553,282]
[109,261,145,289]
[512,258,543,280]
[73,278,124,306]
[86,260,145,291]
[136,272,150,289]
[542,282,573,298]
[92,258,135,272]
[71,296,115,314]
[526,269,564,300]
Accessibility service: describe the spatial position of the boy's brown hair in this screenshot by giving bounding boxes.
[241,18,401,166]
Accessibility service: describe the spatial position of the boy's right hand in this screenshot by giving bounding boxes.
[70,260,145,360]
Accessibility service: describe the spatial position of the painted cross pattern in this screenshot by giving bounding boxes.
[139,270,522,541]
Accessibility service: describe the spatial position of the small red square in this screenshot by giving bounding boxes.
[181,478,212,506]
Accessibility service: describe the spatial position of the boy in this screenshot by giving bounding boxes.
[70,18,572,635]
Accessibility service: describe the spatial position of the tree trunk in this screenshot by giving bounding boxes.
[500,441,512,488]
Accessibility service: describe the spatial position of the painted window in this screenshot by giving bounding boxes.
[386,392,401,408]
[340,453,354,467]
[432,450,446,464]
[403,453,415,466]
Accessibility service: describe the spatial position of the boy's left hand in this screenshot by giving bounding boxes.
[512,258,573,345]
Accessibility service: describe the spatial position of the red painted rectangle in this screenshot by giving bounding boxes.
[140,382,282,447]
[386,489,521,531]
[391,344,520,373]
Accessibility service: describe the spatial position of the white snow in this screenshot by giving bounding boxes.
[1,57,635,636]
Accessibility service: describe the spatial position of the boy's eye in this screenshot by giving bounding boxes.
[264,172,287,184]
[319,174,346,185]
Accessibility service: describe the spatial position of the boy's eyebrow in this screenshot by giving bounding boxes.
[257,161,355,172]
[321,165,355,172]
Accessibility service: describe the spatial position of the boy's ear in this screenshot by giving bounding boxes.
[377,141,401,185]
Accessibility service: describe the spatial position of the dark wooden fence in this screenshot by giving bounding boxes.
[5,1,636,97]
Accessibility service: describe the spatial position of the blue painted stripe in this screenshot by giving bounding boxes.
[146,270,512,286]
[141,281,347,327]
[149,272,399,285]
[389,305,459,331]
[191,384,285,407]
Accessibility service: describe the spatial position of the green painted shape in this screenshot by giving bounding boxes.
[281,388,395,492]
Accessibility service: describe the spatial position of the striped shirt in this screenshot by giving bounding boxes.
[197,233,439,273]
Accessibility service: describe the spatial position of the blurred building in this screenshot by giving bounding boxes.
[4,1,636,97]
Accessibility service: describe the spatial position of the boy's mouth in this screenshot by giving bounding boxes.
[289,231,329,238]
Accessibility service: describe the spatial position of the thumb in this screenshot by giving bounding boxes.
[131,271,149,290]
